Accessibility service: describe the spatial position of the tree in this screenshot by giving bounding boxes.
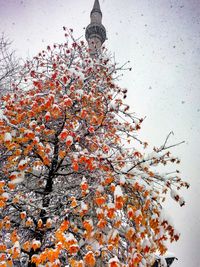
[0,30,189,267]
[0,34,22,96]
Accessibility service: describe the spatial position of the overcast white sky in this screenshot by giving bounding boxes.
[0,0,200,266]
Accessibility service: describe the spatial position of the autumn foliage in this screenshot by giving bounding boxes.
[0,30,189,266]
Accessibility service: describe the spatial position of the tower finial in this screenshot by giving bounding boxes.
[91,0,101,15]
[85,0,106,57]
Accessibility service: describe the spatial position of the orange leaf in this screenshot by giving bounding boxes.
[84,251,96,267]
[37,219,43,228]
[83,220,93,233]
[72,161,79,172]
[104,176,114,185]
[0,181,5,188]
[20,211,26,220]
[95,196,106,206]
[69,244,79,254]
[0,243,7,251]
[22,241,31,252]
[8,182,16,190]
[81,183,89,190]
[0,200,5,208]
[60,220,70,231]
[60,130,68,140]
[10,230,18,243]
[97,219,107,229]
[59,150,66,159]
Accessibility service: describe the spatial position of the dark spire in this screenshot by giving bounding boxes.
[91,0,102,15]
[85,0,106,56]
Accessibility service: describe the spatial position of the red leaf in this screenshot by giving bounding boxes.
[30,70,36,78]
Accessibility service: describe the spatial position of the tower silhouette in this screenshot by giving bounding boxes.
[85,0,106,57]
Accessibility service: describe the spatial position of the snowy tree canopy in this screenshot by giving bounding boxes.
[0,30,189,267]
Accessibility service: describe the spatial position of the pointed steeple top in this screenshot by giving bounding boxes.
[91,0,102,15]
